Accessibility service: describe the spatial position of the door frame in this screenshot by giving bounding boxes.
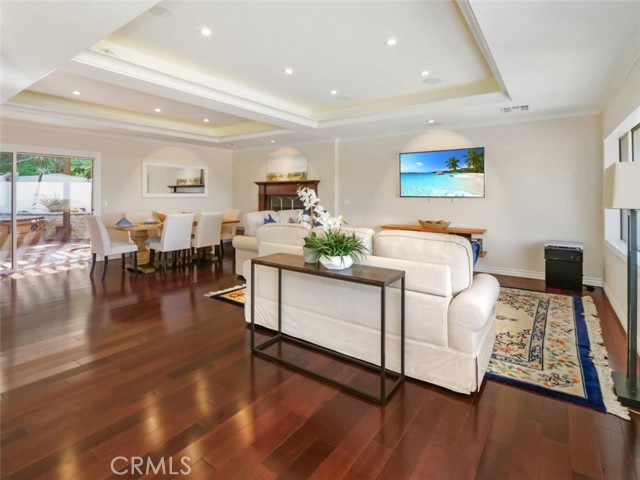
[0,144,101,273]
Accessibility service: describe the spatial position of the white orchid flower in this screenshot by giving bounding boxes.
[296,186,345,230]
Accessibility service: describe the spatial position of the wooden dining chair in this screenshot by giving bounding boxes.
[84,215,138,280]
[145,213,194,274]
[191,212,224,264]
[220,208,240,260]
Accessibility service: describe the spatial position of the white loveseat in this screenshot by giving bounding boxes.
[231,209,302,275]
[244,227,499,394]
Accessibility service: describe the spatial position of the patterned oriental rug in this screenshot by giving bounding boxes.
[488,288,628,419]
[205,284,628,419]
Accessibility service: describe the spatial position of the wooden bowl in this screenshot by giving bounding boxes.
[418,219,450,230]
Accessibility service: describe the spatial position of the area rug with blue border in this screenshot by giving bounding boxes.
[487,287,628,419]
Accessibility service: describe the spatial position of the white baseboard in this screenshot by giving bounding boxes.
[474,265,603,287]
[603,280,626,330]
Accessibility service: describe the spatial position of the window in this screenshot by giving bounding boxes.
[618,123,640,249]
[0,147,96,273]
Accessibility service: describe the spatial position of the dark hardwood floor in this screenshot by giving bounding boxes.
[1,254,638,479]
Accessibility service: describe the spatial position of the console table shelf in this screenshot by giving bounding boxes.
[250,253,405,404]
[381,224,487,257]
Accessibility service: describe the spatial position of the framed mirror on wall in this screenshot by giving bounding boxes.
[142,162,209,198]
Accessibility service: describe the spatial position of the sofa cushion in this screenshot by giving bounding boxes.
[242,209,304,236]
[276,209,302,224]
[374,230,473,294]
[255,223,310,249]
[361,255,452,297]
[243,210,279,236]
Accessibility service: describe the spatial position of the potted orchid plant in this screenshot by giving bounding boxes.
[297,186,367,269]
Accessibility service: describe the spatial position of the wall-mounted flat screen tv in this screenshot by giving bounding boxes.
[400,147,485,198]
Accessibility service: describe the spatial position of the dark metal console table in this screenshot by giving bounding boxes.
[250,253,405,404]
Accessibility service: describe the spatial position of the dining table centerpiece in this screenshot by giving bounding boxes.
[296,186,366,270]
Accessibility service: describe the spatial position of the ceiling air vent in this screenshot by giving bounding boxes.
[501,105,529,113]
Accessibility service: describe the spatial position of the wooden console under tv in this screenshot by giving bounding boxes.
[380,224,487,257]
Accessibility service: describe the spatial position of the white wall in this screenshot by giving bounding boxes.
[337,115,604,283]
[232,141,336,223]
[602,56,640,332]
[0,122,233,224]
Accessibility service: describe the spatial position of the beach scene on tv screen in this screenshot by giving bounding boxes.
[400,147,485,197]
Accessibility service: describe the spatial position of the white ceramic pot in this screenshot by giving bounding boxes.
[319,255,353,270]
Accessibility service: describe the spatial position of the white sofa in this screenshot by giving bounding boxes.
[243,227,499,394]
[231,209,302,275]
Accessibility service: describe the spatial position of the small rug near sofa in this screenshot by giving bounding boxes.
[487,287,628,419]
[204,284,246,307]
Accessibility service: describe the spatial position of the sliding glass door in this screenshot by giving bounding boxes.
[0,149,94,274]
[0,152,14,273]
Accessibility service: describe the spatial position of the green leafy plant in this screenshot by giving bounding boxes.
[303,229,367,263]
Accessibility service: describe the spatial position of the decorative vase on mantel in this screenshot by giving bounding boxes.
[319,255,353,270]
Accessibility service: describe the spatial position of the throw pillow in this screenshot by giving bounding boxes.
[288,217,298,224]
[471,241,481,265]
[263,214,277,224]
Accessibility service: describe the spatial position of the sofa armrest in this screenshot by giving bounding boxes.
[448,274,500,332]
[232,235,258,252]
[259,242,303,257]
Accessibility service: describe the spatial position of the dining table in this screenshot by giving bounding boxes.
[110,219,239,273]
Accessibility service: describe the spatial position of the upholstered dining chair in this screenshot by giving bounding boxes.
[219,208,240,260]
[145,213,194,274]
[191,212,224,264]
[85,215,138,280]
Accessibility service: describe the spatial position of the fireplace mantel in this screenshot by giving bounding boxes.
[255,180,319,211]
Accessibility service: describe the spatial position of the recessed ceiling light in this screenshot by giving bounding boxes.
[72,91,80,96]
[200,28,212,37]
[420,70,430,76]
[386,37,397,46]
[427,119,435,124]
[284,67,294,75]
[154,108,162,113]
[270,140,276,144]
[203,118,210,123]
[330,90,338,95]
